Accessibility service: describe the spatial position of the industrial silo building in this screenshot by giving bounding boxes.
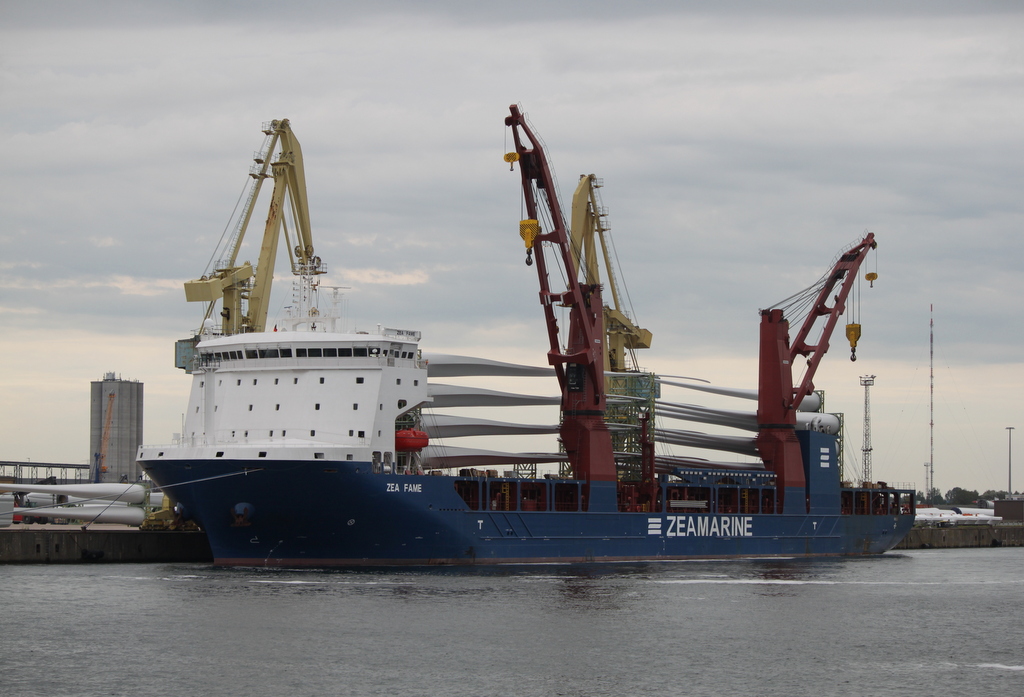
[89,373,144,483]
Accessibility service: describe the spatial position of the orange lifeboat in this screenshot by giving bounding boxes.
[395,429,429,452]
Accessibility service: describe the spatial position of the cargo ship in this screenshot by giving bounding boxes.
[139,113,915,566]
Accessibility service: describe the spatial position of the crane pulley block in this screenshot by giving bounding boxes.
[520,219,540,265]
[520,219,539,247]
[846,323,862,362]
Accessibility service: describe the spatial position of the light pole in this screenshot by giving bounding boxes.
[860,376,875,485]
[1008,427,1015,496]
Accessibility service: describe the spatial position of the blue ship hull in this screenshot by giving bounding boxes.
[141,452,915,567]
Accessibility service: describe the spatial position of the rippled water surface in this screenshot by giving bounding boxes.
[2,548,1022,696]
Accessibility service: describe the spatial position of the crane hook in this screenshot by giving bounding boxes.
[846,323,861,362]
[504,152,520,172]
[520,219,539,267]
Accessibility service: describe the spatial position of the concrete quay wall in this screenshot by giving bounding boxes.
[0,524,212,563]
[896,524,1024,550]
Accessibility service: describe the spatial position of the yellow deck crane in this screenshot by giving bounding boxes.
[567,173,655,481]
[183,118,322,337]
[568,174,652,373]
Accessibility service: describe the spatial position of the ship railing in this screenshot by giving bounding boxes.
[668,499,709,510]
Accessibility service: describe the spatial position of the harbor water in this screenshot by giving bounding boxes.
[2,547,1021,696]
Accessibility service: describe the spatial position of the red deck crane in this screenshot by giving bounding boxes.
[505,105,618,493]
[757,233,877,512]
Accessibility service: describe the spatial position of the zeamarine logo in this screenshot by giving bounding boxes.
[648,516,754,537]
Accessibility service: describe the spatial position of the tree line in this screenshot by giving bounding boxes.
[916,488,1016,506]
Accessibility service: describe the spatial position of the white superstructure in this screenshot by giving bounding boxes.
[146,277,430,470]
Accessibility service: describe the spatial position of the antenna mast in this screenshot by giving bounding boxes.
[929,304,935,503]
[860,375,875,485]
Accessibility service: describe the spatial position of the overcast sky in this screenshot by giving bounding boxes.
[2,1,1021,495]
